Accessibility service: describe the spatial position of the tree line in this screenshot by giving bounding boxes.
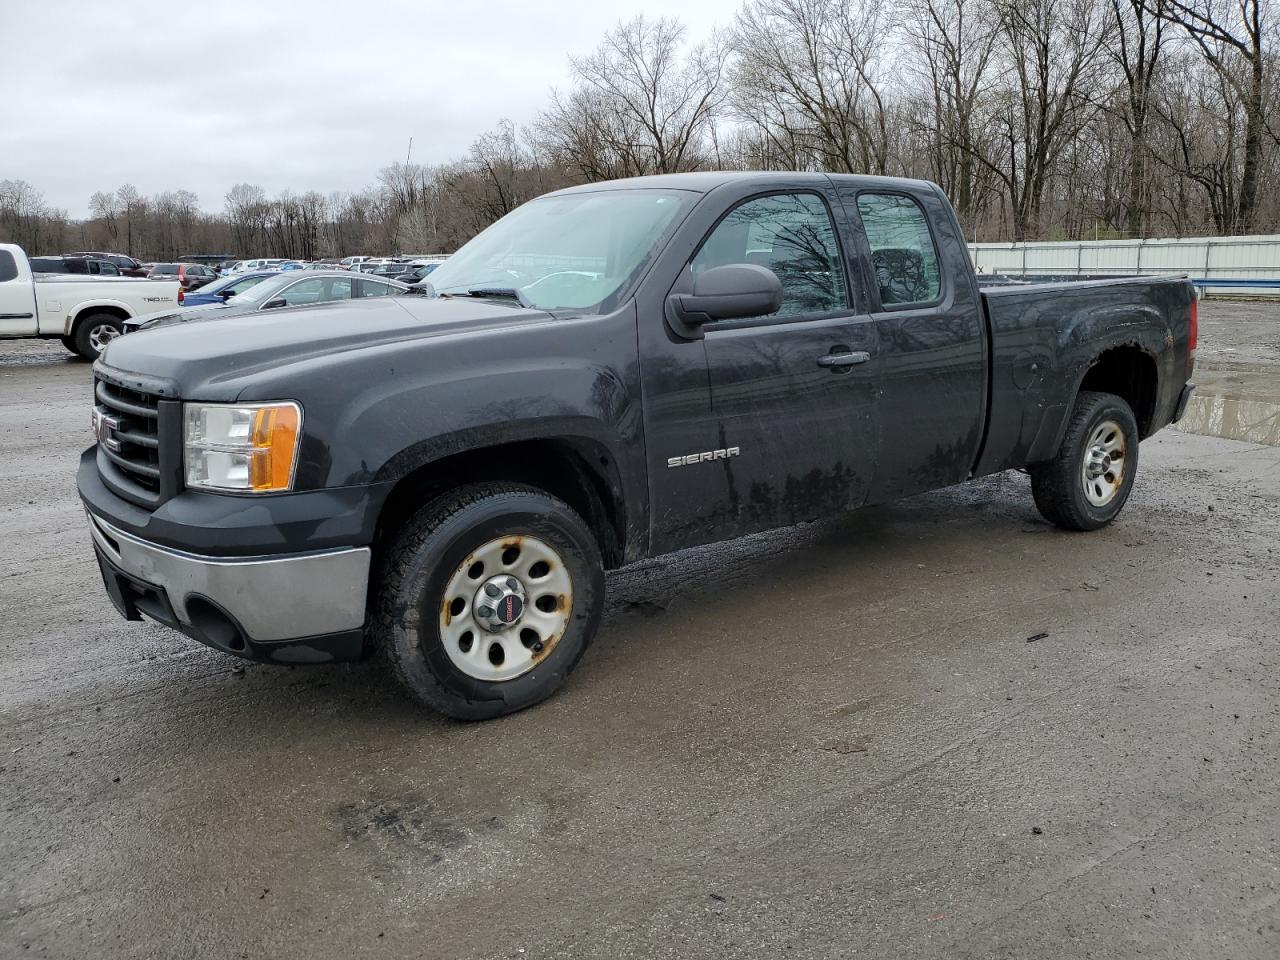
[3,0,1279,259]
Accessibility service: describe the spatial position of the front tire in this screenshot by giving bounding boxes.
[1029,390,1140,531]
[374,483,605,720]
[72,313,124,361]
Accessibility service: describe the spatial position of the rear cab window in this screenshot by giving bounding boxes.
[0,251,18,282]
[854,193,942,308]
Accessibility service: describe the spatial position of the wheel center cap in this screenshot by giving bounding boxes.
[472,575,527,633]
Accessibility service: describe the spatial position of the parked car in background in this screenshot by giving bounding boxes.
[278,261,306,271]
[216,261,238,275]
[0,242,181,359]
[123,270,408,331]
[31,255,121,277]
[67,252,148,277]
[177,270,277,307]
[340,256,371,270]
[147,262,217,290]
[394,260,446,283]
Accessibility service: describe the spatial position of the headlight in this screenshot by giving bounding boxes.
[183,401,302,493]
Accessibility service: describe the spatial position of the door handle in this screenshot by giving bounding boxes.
[817,351,870,368]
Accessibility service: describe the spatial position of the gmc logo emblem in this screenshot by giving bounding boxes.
[92,407,122,452]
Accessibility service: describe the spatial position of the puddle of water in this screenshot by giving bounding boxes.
[1173,392,1280,446]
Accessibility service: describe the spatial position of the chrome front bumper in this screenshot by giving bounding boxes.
[86,511,370,647]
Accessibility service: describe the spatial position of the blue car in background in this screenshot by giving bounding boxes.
[278,261,306,271]
[179,271,278,307]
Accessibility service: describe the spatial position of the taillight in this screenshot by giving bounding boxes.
[178,287,185,305]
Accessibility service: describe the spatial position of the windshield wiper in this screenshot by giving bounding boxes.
[465,287,531,308]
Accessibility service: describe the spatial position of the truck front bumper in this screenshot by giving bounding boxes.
[86,510,371,664]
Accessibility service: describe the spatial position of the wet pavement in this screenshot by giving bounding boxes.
[2,305,1280,959]
[1174,301,1280,447]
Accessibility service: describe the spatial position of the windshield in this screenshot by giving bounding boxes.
[426,189,695,312]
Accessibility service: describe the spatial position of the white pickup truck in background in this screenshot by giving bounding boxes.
[0,243,181,360]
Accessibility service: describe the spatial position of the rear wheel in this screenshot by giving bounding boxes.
[1029,390,1139,531]
[59,336,77,355]
[72,313,124,361]
[374,483,605,720]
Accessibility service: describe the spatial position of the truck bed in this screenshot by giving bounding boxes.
[973,274,1194,478]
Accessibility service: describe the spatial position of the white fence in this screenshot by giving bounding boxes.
[968,234,1280,295]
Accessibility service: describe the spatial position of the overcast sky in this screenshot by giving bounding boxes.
[2,0,739,217]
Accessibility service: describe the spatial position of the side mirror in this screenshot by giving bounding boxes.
[220,290,236,300]
[262,297,287,310]
[665,263,783,340]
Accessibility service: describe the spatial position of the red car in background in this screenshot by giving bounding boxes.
[147,262,218,290]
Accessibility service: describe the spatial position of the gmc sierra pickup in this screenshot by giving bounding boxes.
[78,172,1197,719]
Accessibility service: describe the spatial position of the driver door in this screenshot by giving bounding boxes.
[641,188,881,552]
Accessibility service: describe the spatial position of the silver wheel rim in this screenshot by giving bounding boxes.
[439,535,573,682]
[88,323,120,354]
[1081,419,1127,507]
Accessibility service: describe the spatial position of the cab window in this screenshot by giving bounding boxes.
[689,192,847,318]
[358,279,397,297]
[855,193,942,307]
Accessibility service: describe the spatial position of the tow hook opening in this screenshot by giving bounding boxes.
[185,596,248,652]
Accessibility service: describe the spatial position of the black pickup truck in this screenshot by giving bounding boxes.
[79,172,1197,719]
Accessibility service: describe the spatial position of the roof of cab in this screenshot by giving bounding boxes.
[547,170,940,197]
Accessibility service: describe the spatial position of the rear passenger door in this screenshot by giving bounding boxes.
[834,185,986,501]
[657,188,880,546]
[275,276,355,306]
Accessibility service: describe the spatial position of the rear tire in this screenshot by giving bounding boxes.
[59,336,77,355]
[72,313,124,361]
[1029,390,1139,531]
[374,483,605,720]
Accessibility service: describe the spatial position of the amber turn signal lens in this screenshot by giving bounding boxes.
[248,404,301,491]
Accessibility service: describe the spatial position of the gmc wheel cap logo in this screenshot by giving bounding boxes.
[501,595,523,623]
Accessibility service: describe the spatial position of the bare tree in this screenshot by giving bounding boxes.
[983,0,1113,238]
[115,184,145,257]
[1142,0,1273,231]
[540,16,727,179]
[903,0,1001,228]
[732,0,894,174]
[1105,0,1168,236]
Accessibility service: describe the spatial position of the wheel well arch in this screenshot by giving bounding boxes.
[371,437,629,572]
[1076,345,1159,437]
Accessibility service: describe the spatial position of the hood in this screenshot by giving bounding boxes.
[97,296,554,400]
[124,301,244,330]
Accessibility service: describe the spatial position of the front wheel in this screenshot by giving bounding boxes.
[1029,390,1140,531]
[374,483,605,720]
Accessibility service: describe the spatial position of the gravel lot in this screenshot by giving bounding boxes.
[2,303,1278,959]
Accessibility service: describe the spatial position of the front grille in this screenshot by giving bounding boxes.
[94,376,179,508]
